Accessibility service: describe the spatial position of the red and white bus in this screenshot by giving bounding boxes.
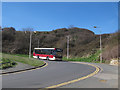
[33,48,63,60]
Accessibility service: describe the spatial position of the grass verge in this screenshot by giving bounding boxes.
[2,53,45,67]
[63,50,104,63]
[0,58,17,69]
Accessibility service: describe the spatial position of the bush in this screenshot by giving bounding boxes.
[0,58,17,69]
[63,50,101,63]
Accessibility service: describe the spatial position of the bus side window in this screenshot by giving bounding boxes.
[41,50,44,54]
[42,49,46,54]
[51,50,56,55]
[50,50,53,55]
[37,50,41,54]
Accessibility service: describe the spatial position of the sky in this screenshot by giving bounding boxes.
[2,2,118,34]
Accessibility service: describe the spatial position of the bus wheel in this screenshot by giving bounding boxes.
[37,56,39,59]
[46,56,49,60]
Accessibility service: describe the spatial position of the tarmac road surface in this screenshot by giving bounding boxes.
[2,60,98,88]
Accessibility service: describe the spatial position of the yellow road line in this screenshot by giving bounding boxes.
[46,62,101,88]
[2,61,48,75]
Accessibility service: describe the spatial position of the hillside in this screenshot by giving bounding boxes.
[2,27,119,62]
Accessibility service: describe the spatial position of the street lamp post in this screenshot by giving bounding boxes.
[29,31,32,59]
[94,26,102,63]
[66,36,69,59]
[99,31,102,63]
[23,28,34,59]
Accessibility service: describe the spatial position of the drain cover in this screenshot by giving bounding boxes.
[99,79,107,82]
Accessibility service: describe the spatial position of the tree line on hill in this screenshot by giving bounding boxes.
[2,27,119,62]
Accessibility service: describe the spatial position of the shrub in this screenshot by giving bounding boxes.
[0,58,17,69]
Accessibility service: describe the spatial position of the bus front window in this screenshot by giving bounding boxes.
[56,51,62,58]
[53,49,63,58]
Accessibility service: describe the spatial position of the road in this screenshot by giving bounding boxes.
[61,62,118,88]
[2,60,98,88]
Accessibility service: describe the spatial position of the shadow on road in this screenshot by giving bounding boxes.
[37,58,68,62]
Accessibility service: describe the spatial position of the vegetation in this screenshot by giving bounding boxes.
[11,53,29,58]
[2,53,45,67]
[2,27,118,63]
[0,58,17,69]
[63,50,103,63]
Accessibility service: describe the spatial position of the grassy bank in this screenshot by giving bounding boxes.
[2,53,45,67]
[63,50,104,63]
[0,58,17,69]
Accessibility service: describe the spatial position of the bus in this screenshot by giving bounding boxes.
[33,48,63,60]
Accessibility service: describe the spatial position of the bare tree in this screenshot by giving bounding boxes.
[68,25,75,29]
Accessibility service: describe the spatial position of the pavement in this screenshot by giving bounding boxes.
[1,62,34,74]
[60,62,118,88]
[2,60,118,89]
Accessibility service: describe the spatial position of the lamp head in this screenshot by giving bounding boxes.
[94,26,97,28]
